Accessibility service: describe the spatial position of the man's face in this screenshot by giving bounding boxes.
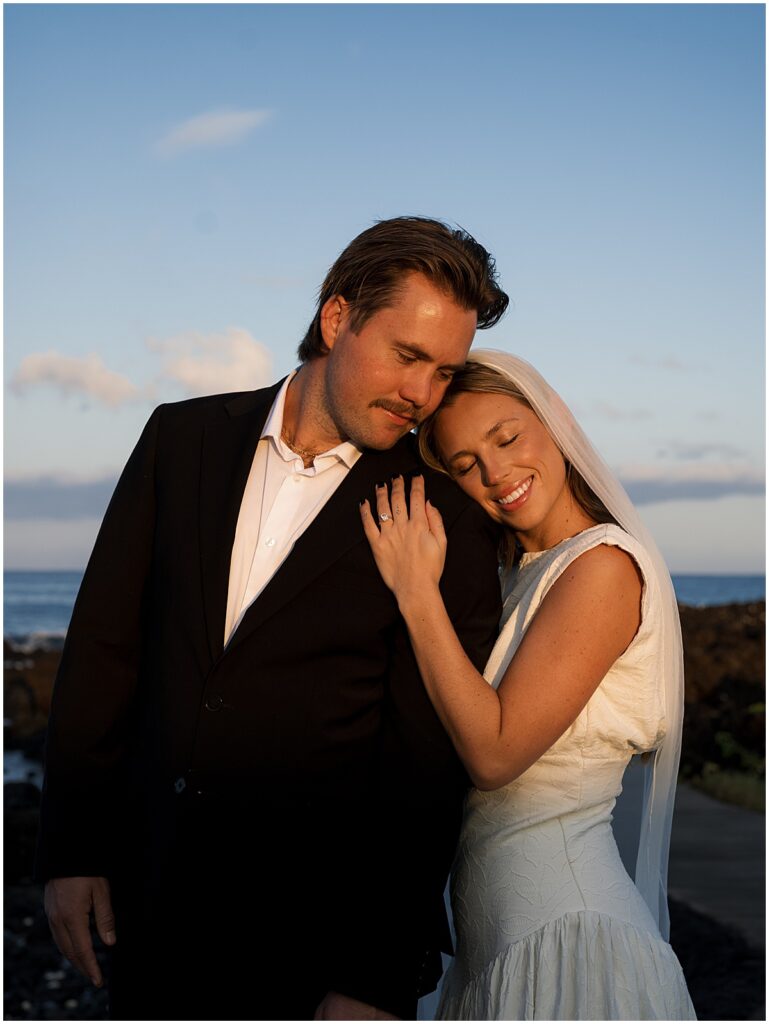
[320,272,478,450]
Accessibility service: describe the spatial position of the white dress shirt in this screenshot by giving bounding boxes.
[224,371,362,646]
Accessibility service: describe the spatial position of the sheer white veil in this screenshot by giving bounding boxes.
[466,348,685,940]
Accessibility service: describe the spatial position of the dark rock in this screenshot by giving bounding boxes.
[4,644,62,748]
[670,897,765,1020]
[679,601,765,702]
[4,783,42,884]
[678,602,765,782]
[5,805,39,885]
[5,783,41,811]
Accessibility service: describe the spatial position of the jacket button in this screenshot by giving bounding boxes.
[173,777,186,794]
[205,695,224,711]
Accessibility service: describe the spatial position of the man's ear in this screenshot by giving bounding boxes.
[319,295,349,352]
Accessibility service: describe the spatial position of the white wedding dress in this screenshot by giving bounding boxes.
[436,523,696,1021]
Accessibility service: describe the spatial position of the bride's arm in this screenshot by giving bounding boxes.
[361,475,642,790]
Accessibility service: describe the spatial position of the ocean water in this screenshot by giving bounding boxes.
[671,574,765,608]
[3,570,765,646]
[4,571,83,648]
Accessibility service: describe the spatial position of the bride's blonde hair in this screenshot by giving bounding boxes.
[418,361,617,565]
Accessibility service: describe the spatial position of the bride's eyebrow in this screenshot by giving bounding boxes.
[447,417,522,464]
[447,449,475,466]
[483,417,521,440]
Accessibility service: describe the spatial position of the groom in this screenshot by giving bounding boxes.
[37,216,508,1020]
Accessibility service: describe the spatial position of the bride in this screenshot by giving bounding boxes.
[360,350,696,1021]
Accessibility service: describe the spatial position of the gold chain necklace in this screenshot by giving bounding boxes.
[280,425,323,463]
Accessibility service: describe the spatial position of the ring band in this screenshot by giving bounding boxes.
[379,513,391,522]
[394,506,401,515]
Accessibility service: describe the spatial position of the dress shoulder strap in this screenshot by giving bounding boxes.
[544,523,653,585]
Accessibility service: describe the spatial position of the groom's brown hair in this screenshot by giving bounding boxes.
[297,216,509,362]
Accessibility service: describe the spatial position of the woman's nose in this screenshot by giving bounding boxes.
[481,458,508,487]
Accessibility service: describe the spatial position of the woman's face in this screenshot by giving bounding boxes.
[433,390,586,550]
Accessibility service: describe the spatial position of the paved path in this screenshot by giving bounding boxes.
[668,782,765,951]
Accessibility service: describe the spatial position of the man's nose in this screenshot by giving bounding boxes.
[399,369,435,411]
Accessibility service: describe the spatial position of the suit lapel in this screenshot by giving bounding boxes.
[199,380,285,663]
[223,438,421,654]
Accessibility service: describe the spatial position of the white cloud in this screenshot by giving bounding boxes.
[629,354,697,372]
[155,109,272,157]
[4,474,116,520]
[640,495,764,574]
[619,462,764,484]
[150,327,274,397]
[656,440,750,461]
[593,401,652,421]
[4,517,102,571]
[11,351,141,409]
[617,462,765,504]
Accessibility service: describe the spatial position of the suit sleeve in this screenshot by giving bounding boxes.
[34,406,163,882]
[327,497,503,1016]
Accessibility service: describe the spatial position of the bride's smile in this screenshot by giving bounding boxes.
[495,475,533,506]
[432,390,594,552]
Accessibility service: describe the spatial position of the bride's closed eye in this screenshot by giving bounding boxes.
[454,436,519,477]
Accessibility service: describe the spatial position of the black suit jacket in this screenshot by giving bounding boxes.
[36,380,502,1015]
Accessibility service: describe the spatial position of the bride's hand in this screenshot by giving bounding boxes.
[360,474,447,606]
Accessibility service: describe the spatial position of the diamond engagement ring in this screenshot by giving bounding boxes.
[379,513,391,522]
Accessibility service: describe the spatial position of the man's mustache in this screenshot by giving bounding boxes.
[370,399,422,425]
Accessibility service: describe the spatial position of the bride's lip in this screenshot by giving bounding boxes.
[495,475,534,510]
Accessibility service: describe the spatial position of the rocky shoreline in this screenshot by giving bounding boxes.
[678,601,765,804]
[4,601,765,1020]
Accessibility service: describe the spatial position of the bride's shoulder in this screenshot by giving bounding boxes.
[535,531,645,652]
[567,540,643,592]
[552,525,646,599]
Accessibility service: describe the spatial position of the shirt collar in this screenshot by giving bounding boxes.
[261,370,361,470]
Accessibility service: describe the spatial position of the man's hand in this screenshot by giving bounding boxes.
[44,876,116,987]
[314,991,400,1020]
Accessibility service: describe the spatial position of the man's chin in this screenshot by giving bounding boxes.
[356,427,414,451]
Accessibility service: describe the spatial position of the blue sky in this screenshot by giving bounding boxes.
[4,3,765,572]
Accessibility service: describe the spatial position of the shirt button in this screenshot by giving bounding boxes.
[292,476,302,484]
[265,537,276,547]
